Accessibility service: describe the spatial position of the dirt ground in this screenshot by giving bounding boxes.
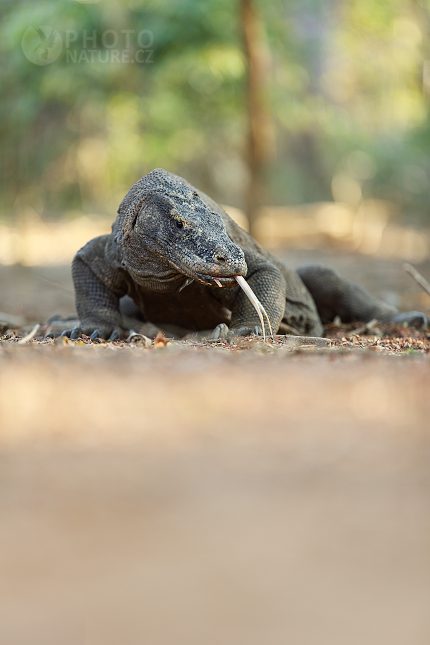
[1,249,430,645]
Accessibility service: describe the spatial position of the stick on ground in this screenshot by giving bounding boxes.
[403,263,430,298]
[17,323,40,345]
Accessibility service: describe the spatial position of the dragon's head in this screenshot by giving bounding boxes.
[114,169,247,289]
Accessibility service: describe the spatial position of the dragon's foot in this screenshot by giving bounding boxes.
[45,321,128,341]
[211,323,229,340]
[389,311,427,330]
[211,323,264,339]
[228,325,263,338]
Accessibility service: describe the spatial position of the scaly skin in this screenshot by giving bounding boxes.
[61,169,427,341]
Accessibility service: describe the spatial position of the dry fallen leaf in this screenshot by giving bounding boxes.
[54,335,73,347]
[153,331,171,348]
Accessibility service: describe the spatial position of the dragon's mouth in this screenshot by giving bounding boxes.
[165,251,247,288]
[168,258,244,288]
[193,272,238,288]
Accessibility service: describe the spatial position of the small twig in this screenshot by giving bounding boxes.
[404,263,430,298]
[17,323,40,344]
[350,318,379,336]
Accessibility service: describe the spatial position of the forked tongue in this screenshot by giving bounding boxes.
[235,275,273,341]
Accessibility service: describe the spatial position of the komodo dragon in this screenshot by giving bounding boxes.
[59,168,427,341]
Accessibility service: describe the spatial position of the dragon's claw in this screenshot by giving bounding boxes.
[211,323,229,340]
[70,327,81,340]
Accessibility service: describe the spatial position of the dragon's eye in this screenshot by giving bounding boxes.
[176,220,184,229]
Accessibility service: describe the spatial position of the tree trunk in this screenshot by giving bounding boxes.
[241,0,274,238]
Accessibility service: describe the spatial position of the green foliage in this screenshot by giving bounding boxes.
[1,0,430,221]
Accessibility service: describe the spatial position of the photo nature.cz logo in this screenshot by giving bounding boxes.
[21,26,63,66]
[21,26,154,65]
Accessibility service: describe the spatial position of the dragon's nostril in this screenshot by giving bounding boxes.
[215,255,226,263]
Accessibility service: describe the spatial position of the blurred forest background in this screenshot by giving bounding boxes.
[1,0,430,266]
